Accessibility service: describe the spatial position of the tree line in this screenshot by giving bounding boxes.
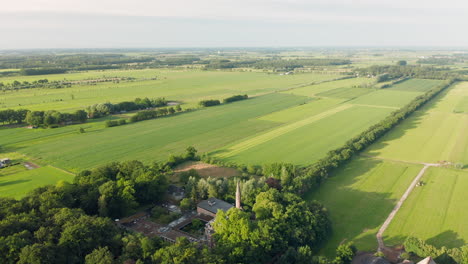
[0,77,136,91]
[199,94,249,108]
[356,65,457,80]
[0,97,169,128]
[129,105,182,123]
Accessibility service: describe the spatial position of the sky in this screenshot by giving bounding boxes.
[1,0,468,49]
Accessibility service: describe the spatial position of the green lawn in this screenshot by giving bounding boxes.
[384,167,468,248]
[366,82,468,165]
[0,165,74,199]
[305,158,422,256]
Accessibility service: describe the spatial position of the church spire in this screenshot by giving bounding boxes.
[235,181,242,209]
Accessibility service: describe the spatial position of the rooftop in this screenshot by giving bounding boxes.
[197,197,233,214]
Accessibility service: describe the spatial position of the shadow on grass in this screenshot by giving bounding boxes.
[306,158,407,255]
[0,179,31,187]
[363,86,453,158]
[426,230,466,249]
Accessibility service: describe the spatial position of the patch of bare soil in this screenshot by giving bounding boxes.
[24,162,40,170]
[173,161,241,178]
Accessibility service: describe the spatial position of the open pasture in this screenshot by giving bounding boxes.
[0,69,341,112]
[216,105,393,165]
[384,167,468,248]
[386,79,443,92]
[0,93,307,172]
[366,82,468,165]
[0,165,74,199]
[305,158,422,256]
[316,87,372,99]
[285,77,373,97]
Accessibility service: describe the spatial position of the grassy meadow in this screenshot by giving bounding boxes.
[0,74,442,198]
[305,157,422,255]
[384,167,468,248]
[366,81,468,165]
[0,69,341,112]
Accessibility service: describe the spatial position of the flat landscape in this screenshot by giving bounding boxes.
[366,81,468,165]
[384,167,468,249]
[305,157,422,255]
[0,74,446,197]
[307,81,468,255]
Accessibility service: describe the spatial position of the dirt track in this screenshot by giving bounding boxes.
[376,162,439,255]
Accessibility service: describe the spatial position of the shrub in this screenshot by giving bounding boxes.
[198,99,220,107]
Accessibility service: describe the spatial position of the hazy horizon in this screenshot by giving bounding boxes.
[2,0,468,49]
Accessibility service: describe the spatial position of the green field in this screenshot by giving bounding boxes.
[305,158,422,255]
[316,87,372,99]
[0,69,341,112]
[0,165,74,199]
[216,105,393,165]
[0,93,308,172]
[366,82,468,165]
[284,77,373,97]
[454,96,468,113]
[387,79,443,92]
[384,167,468,248]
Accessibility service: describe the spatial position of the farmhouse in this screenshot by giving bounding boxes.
[197,197,234,217]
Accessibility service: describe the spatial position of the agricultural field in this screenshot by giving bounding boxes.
[366,82,468,165]
[307,81,468,257]
[0,69,341,112]
[305,158,423,256]
[386,79,443,92]
[384,167,468,248]
[0,75,438,198]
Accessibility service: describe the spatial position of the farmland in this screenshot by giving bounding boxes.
[366,81,468,165]
[0,69,341,112]
[306,81,468,255]
[384,167,468,248]
[0,75,445,197]
[305,157,422,256]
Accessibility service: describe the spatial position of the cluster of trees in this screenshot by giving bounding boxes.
[20,68,68,75]
[404,237,468,264]
[0,77,135,91]
[199,99,221,107]
[86,97,167,118]
[129,105,181,123]
[223,94,248,103]
[0,109,28,124]
[24,110,88,127]
[357,65,456,80]
[212,189,331,263]
[252,59,351,71]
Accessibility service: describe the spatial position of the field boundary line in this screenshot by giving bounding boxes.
[376,163,439,251]
[350,104,399,110]
[217,104,353,158]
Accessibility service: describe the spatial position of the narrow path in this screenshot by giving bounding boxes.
[376,163,439,251]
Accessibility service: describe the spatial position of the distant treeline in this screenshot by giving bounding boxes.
[203,58,351,71]
[223,94,248,103]
[86,97,167,118]
[357,65,456,81]
[0,77,136,91]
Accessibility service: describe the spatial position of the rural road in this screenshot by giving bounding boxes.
[376,162,439,251]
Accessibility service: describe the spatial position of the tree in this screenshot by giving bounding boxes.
[335,243,357,264]
[25,111,44,126]
[397,60,407,66]
[185,146,198,160]
[175,105,182,112]
[74,110,88,123]
[85,247,114,264]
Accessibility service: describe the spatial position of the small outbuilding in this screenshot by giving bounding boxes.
[0,158,11,168]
